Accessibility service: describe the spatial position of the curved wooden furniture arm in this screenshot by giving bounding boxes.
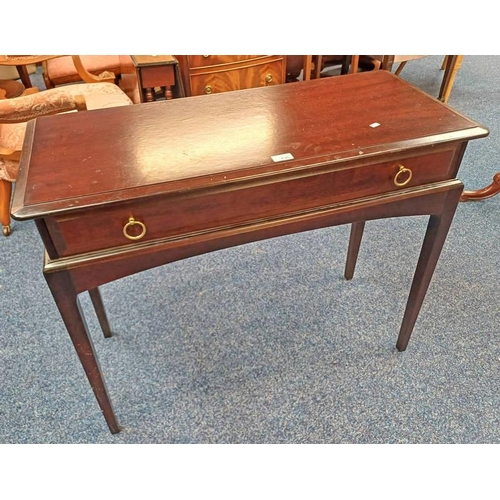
[71,56,116,84]
[0,89,87,125]
[460,172,500,201]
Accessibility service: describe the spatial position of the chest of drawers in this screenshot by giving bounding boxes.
[176,55,286,96]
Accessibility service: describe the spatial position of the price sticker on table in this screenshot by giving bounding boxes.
[271,153,294,162]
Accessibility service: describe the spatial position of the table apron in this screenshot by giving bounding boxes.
[43,179,464,294]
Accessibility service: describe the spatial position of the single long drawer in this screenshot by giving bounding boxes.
[45,148,457,257]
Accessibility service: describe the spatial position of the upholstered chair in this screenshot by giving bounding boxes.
[0,82,133,236]
[42,55,133,89]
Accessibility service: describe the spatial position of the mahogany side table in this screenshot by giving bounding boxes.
[12,71,488,433]
[131,55,183,102]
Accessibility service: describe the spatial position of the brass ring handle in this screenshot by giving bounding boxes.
[123,217,147,241]
[203,55,210,58]
[265,74,273,83]
[393,165,413,187]
[205,85,213,94]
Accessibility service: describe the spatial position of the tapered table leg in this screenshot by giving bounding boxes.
[89,288,113,338]
[396,186,463,351]
[344,221,365,280]
[44,270,120,433]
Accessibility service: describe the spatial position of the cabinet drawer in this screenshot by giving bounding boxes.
[140,65,176,88]
[189,60,284,95]
[46,148,456,257]
[187,55,263,68]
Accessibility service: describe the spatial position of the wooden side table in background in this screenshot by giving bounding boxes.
[131,55,183,102]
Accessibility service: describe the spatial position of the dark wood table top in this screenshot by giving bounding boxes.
[12,71,488,220]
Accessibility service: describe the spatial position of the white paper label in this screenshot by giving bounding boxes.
[271,153,294,162]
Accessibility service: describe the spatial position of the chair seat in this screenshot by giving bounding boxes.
[45,56,122,87]
[73,81,134,110]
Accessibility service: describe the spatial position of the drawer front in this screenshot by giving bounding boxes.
[140,65,176,88]
[46,148,457,257]
[187,55,263,68]
[189,60,284,95]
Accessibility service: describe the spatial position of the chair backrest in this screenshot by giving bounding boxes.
[42,55,126,88]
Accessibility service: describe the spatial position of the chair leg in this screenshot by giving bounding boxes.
[314,55,323,79]
[302,56,313,81]
[41,61,55,89]
[394,61,408,76]
[350,55,360,74]
[341,55,352,75]
[0,179,12,236]
[439,55,463,103]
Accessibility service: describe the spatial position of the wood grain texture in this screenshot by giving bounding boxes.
[176,55,286,97]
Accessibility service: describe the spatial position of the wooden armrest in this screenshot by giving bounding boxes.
[0,147,22,161]
[71,56,116,84]
[0,90,87,124]
[21,87,40,96]
[73,94,87,111]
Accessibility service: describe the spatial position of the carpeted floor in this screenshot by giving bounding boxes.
[0,55,498,443]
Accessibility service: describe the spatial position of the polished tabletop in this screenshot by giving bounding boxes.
[13,71,487,220]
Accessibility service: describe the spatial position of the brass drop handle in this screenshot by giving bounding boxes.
[265,74,273,83]
[123,217,147,241]
[393,165,413,187]
[203,55,210,58]
[205,85,213,94]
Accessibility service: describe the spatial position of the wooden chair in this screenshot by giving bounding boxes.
[369,55,463,103]
[0,55,58,88]
[295,56,379,82]
[42,55,133,89]
[1,55,121,89]
[0,82,133,236]
[460,173,500,201]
